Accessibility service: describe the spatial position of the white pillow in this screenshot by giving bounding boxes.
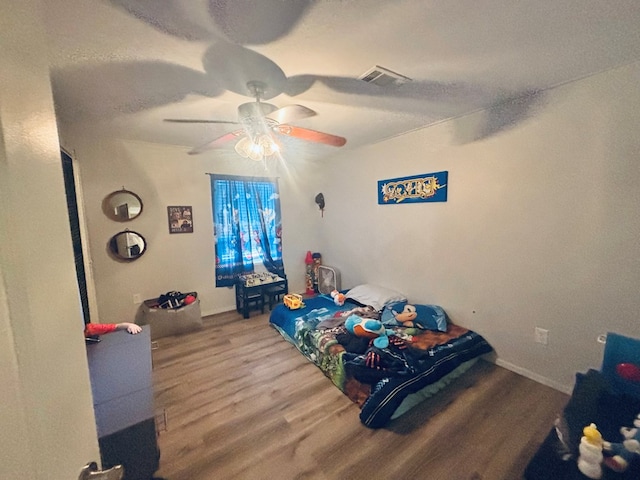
[344,284,407,311]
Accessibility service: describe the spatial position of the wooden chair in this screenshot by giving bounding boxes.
[235,282,264,319]
[264,276,288,311]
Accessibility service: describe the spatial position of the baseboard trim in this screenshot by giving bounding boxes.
[202,305,241,318]
[494,358,573,395]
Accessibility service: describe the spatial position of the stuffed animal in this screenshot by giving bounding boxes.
[381,301,448,332]
[577,423,604,479]
[385,303,416,326]
[344,314,392,348]
[603,413,640,473]
[331,289,345,306]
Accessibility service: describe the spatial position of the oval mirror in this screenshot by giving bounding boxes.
[108,230,147,261]
[103,189,143,221]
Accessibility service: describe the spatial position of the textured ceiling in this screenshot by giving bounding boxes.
[44,0,640,160]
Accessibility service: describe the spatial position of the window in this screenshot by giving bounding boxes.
[210,174,284,287]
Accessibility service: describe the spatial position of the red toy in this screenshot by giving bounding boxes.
[617,363,640,383]
[84,322,142,337]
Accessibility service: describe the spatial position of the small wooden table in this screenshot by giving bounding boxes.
[235,277,287,319]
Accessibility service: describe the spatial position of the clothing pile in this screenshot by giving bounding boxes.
[157,291,197,309]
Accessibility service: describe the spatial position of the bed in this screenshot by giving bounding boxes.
[269,284,493,428]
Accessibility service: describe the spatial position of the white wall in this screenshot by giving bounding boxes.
[60,134,323,321]
[0,1,100,478]
[312,62,640,392]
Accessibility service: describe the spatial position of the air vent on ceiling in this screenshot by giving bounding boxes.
[358,65,412,87]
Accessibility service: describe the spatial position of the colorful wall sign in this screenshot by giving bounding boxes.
[378,171,448,204]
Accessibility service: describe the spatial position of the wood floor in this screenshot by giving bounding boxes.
[151,310,568,480]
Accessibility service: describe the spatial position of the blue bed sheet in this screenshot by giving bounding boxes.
[269,294,346,340]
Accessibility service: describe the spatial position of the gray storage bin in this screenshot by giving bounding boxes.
[138,297,203,340]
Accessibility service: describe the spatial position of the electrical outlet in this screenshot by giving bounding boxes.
[133,293,142,304]
[534,327,549,345]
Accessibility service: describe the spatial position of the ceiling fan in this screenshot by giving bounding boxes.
[164,81,346,157]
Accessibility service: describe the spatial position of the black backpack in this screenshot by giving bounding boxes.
[157,291,185,309]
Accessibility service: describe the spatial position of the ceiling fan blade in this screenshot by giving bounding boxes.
[188,130,244,155]
[266,105,316,124]
[164,119,239,124]
[209,0,313,45]
[275,125,346,147]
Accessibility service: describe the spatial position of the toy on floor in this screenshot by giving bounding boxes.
[577,423,604,479]
[331,289,345,306]
[345,314,392,348]
[603,413,640,473]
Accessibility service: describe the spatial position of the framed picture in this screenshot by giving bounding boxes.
[167,206,193,234]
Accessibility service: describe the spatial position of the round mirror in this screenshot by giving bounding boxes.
[103,189,143,221]
[108,230,147,261]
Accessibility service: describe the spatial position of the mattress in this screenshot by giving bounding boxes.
[269,294,492,428]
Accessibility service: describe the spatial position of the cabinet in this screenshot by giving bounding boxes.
[86,326,160,479]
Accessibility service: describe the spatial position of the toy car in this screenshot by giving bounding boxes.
[284,293,305,310]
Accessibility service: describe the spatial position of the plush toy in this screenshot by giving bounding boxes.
[392,304,419,326]
[331,289,345,306]
[381,301,448,332]
[577,423,604,479]
[603,413,640,473]
[344,314,392,348]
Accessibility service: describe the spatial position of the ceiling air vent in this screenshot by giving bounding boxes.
[358,65,412,87]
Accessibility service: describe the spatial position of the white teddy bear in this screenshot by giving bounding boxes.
[577,423,604,479]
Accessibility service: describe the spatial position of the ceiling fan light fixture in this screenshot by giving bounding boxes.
[248,144,263,161]
[234,136,252,158]
[234,134,278,161]
[168,80,344,156]
[259,135,279,156]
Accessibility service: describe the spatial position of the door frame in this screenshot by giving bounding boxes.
[62,147,100,323]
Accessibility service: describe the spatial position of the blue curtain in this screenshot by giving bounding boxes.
[210,174,284,287]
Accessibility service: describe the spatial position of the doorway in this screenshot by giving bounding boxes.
[61,149,91,324]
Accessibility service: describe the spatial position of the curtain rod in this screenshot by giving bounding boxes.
[205,173,280,180]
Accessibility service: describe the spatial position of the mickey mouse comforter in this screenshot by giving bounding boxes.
[269,295,493,428]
